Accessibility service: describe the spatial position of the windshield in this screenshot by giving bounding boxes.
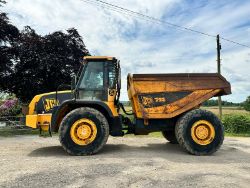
[79,62,104,89]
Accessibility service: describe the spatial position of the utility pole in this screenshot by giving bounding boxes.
[217,34,222,119]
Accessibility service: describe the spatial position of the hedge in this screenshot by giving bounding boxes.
[222,114,250,134]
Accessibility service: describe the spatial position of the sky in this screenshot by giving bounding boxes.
[2,0,250,102]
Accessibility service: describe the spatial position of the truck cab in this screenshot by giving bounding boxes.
[75,56,121,103]
[26,56,122,136]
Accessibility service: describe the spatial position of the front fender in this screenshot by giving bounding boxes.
[50,99,115,132]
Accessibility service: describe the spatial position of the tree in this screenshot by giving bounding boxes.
[202,99,240,107]
[244,96,250,111]
[0,2,90,103]
[0,1,6,6]
[4,27,90,103]
[0,6,20,92]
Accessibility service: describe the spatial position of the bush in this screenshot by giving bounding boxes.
[0,98,21,117]
[222,114,250,134]
[243,96,250,111]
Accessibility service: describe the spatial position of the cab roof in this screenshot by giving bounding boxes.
[83,56,115,61]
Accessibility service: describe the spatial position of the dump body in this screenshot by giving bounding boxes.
[127,73,231,119]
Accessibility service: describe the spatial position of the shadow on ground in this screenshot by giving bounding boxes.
[28,142,250,164]
[29,145,68,157]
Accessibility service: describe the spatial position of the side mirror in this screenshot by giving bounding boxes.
[71,75,77,90]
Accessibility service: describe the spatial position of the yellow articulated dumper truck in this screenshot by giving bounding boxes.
[25,56,231,155]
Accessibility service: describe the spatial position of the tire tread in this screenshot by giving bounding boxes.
[59,107,109,156]
[175,109,224,155]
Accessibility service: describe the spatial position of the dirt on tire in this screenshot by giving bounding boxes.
[175,109,224,155]
[59,107,109,155]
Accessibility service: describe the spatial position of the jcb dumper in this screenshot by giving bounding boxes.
[25,56,231,155]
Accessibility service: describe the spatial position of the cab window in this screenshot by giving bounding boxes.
[79,62,104,89]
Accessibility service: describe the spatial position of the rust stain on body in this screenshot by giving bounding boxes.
[127,73,231,119]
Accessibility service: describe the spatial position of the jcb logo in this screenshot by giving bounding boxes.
[142,97,153,106]
[43,98,59,112]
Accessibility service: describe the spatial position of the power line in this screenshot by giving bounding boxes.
[96,0,216,37]
[80,0,166,25]
[220,37,250,48]
[82,0,215,37]
[81,0,250,49]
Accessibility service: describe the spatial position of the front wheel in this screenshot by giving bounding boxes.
[59,107,109,155]
[175,109,224,155]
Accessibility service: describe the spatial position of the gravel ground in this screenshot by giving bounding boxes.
[0,136,250,188]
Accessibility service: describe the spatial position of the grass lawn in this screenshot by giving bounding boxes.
[201,106,250,116]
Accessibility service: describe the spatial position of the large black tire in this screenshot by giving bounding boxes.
[162,130,178,144]
[175,109,224,155]
[59,107,109,156]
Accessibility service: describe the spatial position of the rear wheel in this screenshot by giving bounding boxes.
[175,109,224,155]
[59,107,109,155]
[162,130,178,144]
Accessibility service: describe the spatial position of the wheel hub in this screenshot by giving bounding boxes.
[191,120,215,145]
[76,125,92,140]
[70,118,97,145]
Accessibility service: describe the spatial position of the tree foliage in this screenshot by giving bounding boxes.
[0,0,6,6]
[0,5,90,103]
[4,27,89,103]
[0,9,20,92]
[243,96,250,111]
[202,99,240,107]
